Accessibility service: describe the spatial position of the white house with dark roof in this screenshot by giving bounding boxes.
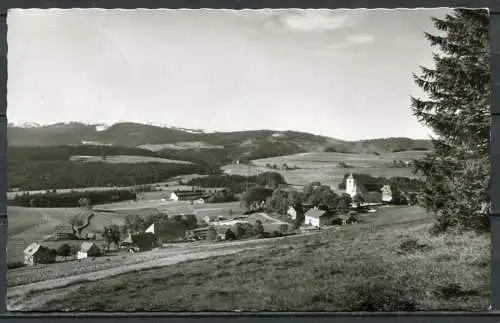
[304,207,331,228]
[24,242,56,266]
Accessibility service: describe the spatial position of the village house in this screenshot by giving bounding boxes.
[304,207,332,228]
[54,224,75,240]
[77,242,102,259]
[24,242,56,266]
[345,173,367,201]
[381,185,393,203]
[287,206,297,220]
[169,189,208,202]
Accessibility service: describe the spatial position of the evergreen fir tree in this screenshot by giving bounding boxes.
[411,9,490,233]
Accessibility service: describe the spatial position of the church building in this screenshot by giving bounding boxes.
[345,173,367,200]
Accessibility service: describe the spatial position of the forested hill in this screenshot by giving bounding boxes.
[9,122,432,157]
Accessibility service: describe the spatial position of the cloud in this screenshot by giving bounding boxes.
[266,10,355,32]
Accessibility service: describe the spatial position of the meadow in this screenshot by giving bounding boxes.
[223,151,427,188]
[32,206,490,312]
[69,155,193,165]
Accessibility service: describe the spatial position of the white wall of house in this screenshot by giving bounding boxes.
[170,193,179,201]
[77,251,88,260]
[305,216,320,228]
[287,207,297,220]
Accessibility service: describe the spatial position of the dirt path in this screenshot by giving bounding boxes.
[7,243,267,311]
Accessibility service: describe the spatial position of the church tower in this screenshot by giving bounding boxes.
[345,173,357,199]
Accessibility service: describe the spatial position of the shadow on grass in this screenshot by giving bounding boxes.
[398,238,431,254]
[433,283,480,300]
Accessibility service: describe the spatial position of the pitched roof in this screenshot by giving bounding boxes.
[24,242,41,255]
[80,242,99,252]
[305,208,327,218]
[145,223,155,234]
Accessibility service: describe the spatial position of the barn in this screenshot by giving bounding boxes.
[24,242,56,266]
[304,207,331,228]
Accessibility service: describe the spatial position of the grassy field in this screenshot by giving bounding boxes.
[223,151,427,188]
[31,206,490,312]
[69,155,193,165]
[138,142,225,151]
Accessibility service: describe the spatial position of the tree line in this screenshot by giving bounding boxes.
[8,189,137,207]
[8,161,207,191]
[185,172,287,194]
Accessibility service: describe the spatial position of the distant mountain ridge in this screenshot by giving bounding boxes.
[7,122,432,157]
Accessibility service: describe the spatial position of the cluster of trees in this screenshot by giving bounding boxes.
[240,182,354,228]
[8,145,159,164]
[410,9,490,233]
[8,161,206,191]
[56,243,80,260]
[264,163,300,171]
[205,219,277,242]
[186,172,287,194]
[323,138,432,154]
[102,225,122,252]
[8,189,137,208]
[205,189,239,203]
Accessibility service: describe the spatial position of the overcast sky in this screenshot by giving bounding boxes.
[7,8,453,140]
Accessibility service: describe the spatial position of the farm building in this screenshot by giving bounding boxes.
[170,190,208,202]
[131,232,157,251]
[345,173,367,200]
[54,224,75,240]
[381,185,393,203]
[185,227,210,240]
[304,207,332,228]
[77,242,102,259]
[287,206,297,220]
[24,242,56,266]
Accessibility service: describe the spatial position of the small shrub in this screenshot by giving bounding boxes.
[8,261,25,269]
[345,281,418,311]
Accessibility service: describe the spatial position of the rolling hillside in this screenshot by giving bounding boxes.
[8,122,432,159]
[223,150,426,188]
